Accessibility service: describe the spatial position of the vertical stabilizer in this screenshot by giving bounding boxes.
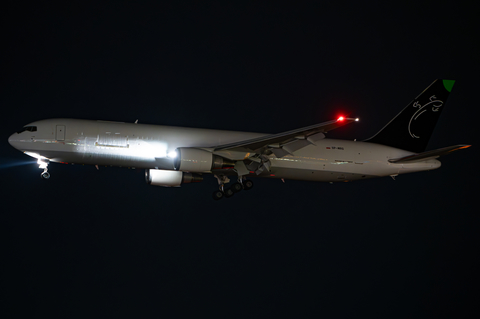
[365,79,454,153]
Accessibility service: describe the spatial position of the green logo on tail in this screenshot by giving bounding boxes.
[443,79,455,92]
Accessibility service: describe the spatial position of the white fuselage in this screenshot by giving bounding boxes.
[8,119,441,182]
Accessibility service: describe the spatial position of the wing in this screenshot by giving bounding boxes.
[213,117,359,154]
[205,117,358,175]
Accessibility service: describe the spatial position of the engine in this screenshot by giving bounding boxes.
[145,169,203,187]
[173,148,235,172]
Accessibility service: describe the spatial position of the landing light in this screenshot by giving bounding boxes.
[355,118,359,121]
[167,150,178,158]
[24,152,42,159]
[25,151,49,162]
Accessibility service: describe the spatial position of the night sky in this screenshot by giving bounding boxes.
[2,2,479,317]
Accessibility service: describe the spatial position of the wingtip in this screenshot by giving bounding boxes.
[336,117,359,123]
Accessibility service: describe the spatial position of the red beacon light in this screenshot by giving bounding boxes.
[337,116,345,121]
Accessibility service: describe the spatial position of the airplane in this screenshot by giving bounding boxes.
[8,79,470,200]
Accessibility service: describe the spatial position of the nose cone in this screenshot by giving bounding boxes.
[8,133,20,150]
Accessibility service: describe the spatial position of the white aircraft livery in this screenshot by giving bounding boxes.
[8,79,470,199]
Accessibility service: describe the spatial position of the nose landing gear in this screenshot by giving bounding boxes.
[38,159,50,180]
[41,170,51,180]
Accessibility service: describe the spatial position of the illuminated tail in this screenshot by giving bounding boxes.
[365,79,455,153]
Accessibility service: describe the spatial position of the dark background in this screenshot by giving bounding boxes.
[1,2,479,317]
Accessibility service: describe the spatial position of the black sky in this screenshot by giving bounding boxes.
[1,2,479,318]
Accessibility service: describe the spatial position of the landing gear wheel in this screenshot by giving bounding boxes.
[212,190,224,200]
[41,171,51,180]
[243,179,254,190]
[224,188,235,198]
[231,182,243,193]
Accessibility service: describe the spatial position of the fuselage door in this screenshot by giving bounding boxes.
[56,125,65,141]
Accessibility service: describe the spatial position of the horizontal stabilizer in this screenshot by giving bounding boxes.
[388,144,471,163]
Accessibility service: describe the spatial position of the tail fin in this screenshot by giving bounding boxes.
[365,79,455,153]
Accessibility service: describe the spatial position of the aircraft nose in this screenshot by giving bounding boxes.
[8,133,19,149]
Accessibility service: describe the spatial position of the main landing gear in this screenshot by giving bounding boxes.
[212,175,254,200]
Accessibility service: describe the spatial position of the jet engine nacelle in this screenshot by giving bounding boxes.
[173,148,235,172]
[145,169,203,187]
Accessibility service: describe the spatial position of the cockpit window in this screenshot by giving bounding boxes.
[17,126,37,134]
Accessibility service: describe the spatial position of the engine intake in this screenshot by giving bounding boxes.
[145,169,203,187]
[173,148,235,172]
